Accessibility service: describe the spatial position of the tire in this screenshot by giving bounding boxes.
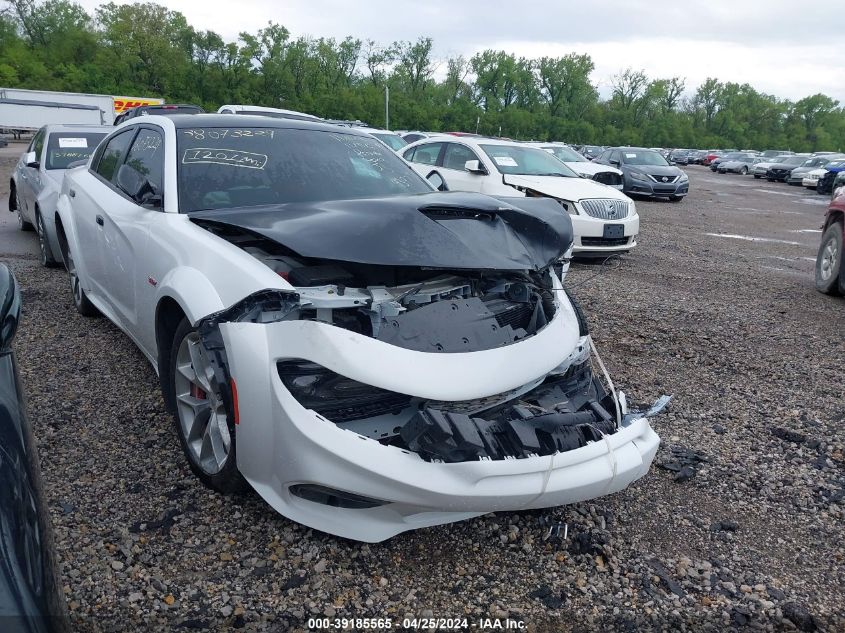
[15,190,33,231]
[65,244,100,317]
[740,166,748,175]
[168,318,246,494]
[815,222,843,295]
[753,174,761,179]
[35,210,58,268]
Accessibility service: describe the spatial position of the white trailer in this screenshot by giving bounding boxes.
[1,88,115,128]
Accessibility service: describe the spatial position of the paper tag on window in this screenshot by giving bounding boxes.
[625,153,637,158]
[493,156,518,167]
[59,138,88,148]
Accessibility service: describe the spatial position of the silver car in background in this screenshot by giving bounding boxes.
[9,125,108,266]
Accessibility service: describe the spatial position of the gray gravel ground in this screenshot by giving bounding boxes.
[2,161,844,632]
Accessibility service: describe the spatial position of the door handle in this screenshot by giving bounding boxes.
[96,215,104,226]
[69,189,76,198]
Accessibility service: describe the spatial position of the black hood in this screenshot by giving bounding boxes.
[190,192,573,271]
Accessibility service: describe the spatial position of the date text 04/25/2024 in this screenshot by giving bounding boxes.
[306,617,527,630]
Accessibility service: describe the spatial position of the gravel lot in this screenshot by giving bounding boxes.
[2,160,844,632]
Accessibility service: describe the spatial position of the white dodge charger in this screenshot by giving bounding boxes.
[55,115,661,541]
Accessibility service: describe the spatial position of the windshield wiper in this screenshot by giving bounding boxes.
[531,172,569,177]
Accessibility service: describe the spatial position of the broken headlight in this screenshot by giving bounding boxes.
[277,360,411,422]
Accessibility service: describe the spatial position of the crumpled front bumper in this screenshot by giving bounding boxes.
[219,296,660,542]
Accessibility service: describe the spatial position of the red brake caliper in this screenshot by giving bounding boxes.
[190,383,207,399]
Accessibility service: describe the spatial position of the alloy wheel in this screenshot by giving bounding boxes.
[36,213,49,266]
[174,332,231,475]
[819,237,839,282]
[16,192,25,229]
[66,251,83,307]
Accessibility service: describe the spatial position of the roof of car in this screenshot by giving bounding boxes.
[217,104,321,119]
[43,124,111,133]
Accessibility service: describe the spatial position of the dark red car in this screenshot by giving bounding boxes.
[815,186,845,294]
[701,152,722,166]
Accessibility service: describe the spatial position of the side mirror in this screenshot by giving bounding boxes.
[24,151,39,169]
[426,170,449,192]
[609,159,620,167]
[464,159,487,175]
[116,164,161,208]
[0,264,21,351]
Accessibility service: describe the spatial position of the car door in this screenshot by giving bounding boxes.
[100,126,165,333]
[401,141,445,180]
[439,142,487,193]
[74,128,136,301]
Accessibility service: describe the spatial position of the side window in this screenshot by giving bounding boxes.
[94,130,135,183]
[402,146,416,161]
[442,143,480,171]
[124,128,165,192]
[32,130,46,156]
[409,142,443,167]
[220,108,234,114]
[610,150,621,164]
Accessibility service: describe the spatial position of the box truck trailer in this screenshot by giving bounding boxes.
[0,88,163,129]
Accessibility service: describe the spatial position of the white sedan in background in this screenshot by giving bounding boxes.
[9,124,108,267]
[53,114,661,541]
[529,142,624,190]
[400,136,639,256]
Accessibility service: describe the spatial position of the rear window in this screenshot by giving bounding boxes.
[142,106,203,116]
[176,127,432,212]
[45,132,107,169]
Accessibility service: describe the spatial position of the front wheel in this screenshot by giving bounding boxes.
[169,319,245,493]
[740,166,748,175]
[815,223,843,295]
[753,174,761,179]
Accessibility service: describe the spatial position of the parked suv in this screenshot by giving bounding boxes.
[114,104,204,125]
[594,147,689,201]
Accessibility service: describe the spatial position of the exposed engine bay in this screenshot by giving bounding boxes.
[191,196,644,465]
[198,223,560,353]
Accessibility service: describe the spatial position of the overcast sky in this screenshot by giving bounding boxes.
[77,0,845,103]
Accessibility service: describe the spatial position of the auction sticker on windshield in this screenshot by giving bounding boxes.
[492,156,518,167]
[59,138,88,148]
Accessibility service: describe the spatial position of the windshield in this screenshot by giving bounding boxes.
[480,144,578,177]
[370,133,408,151]
[142,106,203,116]
[177,127,432,213]
[45,132,107,169]
[620,150,669,166]
[542,145,586,162]
[827,160,845,169]
[779,156,807,166]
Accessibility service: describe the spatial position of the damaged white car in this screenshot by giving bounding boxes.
[55,115,662,541]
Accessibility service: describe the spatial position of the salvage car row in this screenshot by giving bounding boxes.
[7,113,671,546]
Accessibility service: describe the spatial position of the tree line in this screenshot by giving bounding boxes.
[2,0,843,151]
